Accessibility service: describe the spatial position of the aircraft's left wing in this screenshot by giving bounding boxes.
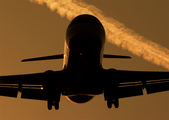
[0,70,63,100]
[104,69,169,98]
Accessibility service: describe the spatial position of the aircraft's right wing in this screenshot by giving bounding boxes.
[104,69,169,98]
[0,70,64,100]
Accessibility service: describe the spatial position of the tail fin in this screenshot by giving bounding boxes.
[103,54,131,59]
[21,54,64,62]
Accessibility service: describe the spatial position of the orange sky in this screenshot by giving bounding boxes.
[0,0,168,120]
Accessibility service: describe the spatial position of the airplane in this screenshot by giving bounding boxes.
[0,14,169,110]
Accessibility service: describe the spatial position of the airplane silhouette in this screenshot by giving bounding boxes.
[0,14,168,110]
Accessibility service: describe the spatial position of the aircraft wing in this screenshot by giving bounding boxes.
[105,69,169,98]
[0,70,63,100]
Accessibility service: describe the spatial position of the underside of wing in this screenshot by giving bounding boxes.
[113,70,169,82]
[104,69,169,98]
[0,87,18,97]
[0,70,64,100]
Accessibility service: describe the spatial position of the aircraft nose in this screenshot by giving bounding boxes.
[66,14,105,56]
[66,15,105,50]
[67,14,102,28]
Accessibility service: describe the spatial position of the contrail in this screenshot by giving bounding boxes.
[30,0,169,70]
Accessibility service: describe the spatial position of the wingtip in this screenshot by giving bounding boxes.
[21,59,26,62]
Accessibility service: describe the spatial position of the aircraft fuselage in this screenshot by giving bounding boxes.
[64,14,105,71]
[62,15,106,103]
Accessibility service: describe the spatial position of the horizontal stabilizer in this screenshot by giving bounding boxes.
[103,54,131,59]
[21,54,64,62]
